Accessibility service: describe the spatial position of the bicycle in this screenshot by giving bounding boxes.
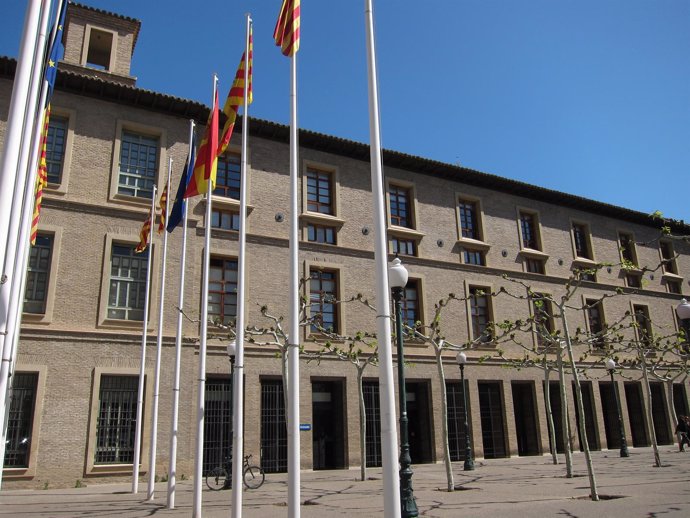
[206,454,265,490]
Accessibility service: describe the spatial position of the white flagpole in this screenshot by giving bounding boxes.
[147,157,173,500]
[231,14,252,518]
[132,185,157,494]
[364,2,400,516]
[167,119,194,510]
[0,0,44,312]
[193,75,218,518]
[287,26,301,518]
[0,0,53,489]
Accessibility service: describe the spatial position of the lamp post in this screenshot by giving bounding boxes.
[675,299,690,353]
[605,358,629,458]
[455,352,475,471]
[226,340,236,488]
[389,258,418,518]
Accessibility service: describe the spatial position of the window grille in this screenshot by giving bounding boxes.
[4,373,37,468]
[24,234,53,314]
[108,244,148,321]
[95,375,138,464]
[118,131,158,199]
[260,380,287,473]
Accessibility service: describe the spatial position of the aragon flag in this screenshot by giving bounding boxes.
[183,91,219,198]
[273,0,300,57]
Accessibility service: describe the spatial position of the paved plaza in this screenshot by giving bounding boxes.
[1,447,689,517]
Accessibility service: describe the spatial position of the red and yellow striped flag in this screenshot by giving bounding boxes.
[218,30,254,157]
[135,212,152,253]
[157,181,168,234]
[184,91,219,199]
[273,0,300,57]
[30,105,51,245]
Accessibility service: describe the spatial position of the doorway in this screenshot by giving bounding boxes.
[405,381,434,464]
[479,381,507,458]
[312,380,346,470]
[624,382,649,447]
[512,382,540,456]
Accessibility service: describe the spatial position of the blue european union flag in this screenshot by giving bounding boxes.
[167,133,196,232]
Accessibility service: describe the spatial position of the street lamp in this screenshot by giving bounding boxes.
[605,358,629,458]
[675,299,690,352]
[226,340,237,488]
[455,352,475,471]
[389,257,418,518]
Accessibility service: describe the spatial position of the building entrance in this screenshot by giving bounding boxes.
[625,382,649,447]
[312,380,346,470]
[479,381,507,458]
[405,381,434,464]
[512,382,540,456]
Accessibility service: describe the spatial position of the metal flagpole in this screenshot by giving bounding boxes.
[147,157,173,500]
[167,119,194,509]
[0,0,43,309]
[193,74,218,518]
[287,29,301,518]
[363,1,401,516]
[0,0,53,489]
[231,15,252,517]
[132,185,157,493]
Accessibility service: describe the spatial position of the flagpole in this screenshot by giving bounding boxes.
[231,15,252,517]
[192,75,218,518]
[132,186,157,494]
[167,119,194,510]
[0,0,43,315]
[287,32,301,518]
[364,1,401,517]
[0,0,53,488]
[147,158,172,500]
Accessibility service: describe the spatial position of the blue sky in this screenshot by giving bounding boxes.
[2,0,689,221]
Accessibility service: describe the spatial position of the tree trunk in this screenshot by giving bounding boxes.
[556,347,573,477]
[435,346,455,492]
[561,312,599,501]
[357,365,367,482]
[640,354,662,467]
[544,362,558,465]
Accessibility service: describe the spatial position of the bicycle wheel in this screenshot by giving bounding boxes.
[243,465,265,489]
[206,467,228,491]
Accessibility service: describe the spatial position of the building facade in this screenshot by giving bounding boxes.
[1,3,688,488]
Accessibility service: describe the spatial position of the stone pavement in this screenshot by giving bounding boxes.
[1,447,689,517]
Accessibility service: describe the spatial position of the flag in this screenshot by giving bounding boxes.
[184,91,219,198]
[30,1,68,245]
[30,106,51,245]
[273,0,300,56]
[167,132,196,232]
[157,181,168,234]
[218,31,254,157]
[135,212,153,253]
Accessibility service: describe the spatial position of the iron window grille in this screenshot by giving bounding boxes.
[107,244,148,321]
[95,375,138,464]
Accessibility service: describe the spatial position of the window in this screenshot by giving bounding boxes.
[94,375,138,464]
[391,237,415,256]
[211,209,239,231]
[633,305,653,347]
[572,223,592,259]
[389,185,413,229]
[85,28,113,70]
[667,279,683,294]
[310,269,338,333]
[306,168,334,215]
[463,249,485,266]
[399,279,421,330]
[618,232,637,265]
[531,294,554,349]
[4,373,38,468]
[585,299,605,348]
[575,268,597,283]
[458,200,481,240]
[215,153,241,199]
[46,115,67,184]
[525,257,545,274]
[209,258,238,326]
[23,235,53,314]
[118,131,158,199]
[308,224,336,245]
[519,211,539,250]
[469,287,492,342]
[107,244,148,321]
[625,273,642,288]
[660,241,678,275]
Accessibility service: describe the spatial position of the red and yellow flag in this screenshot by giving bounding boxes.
[218,30,254,157]
[184,91,219,198]
[157,181,168,234]
[135,212,153,253]
[273,0,300,57]
[30,105,51,245]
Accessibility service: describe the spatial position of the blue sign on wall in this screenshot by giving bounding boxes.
[299,424,311,431]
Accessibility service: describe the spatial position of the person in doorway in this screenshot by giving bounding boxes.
[675,415,690,452]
